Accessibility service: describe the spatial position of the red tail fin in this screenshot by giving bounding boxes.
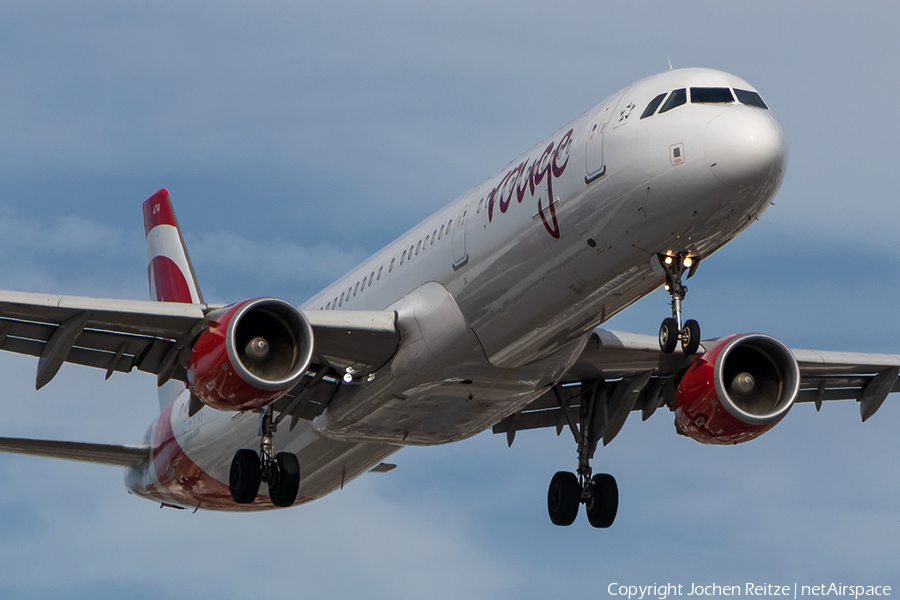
[142,189,203,304]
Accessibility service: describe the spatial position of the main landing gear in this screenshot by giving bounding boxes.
[547,381,619,528]
[657,252,701,355]
[229,407,301,507]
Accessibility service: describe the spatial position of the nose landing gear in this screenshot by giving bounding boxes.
[229,407,301,507]
[657,252,701,355]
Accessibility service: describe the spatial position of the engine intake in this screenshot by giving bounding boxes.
[187,298,314,411]
[673,333,800,444]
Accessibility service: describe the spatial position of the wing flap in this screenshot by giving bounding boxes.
[0,437,150,467]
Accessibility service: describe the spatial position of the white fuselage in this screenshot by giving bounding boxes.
[127,68,786,510]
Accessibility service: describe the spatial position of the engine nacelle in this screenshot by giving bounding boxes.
[186,298,314,411]
[673,333,800,445]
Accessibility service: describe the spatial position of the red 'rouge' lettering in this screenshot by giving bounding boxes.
[486,128,573,240]
[552,129,573,178]
[532,142,559,238]
[516,161,532,203]
[497,170,515,214]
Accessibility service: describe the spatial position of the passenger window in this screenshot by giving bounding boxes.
[439,224,444,239]
[400,250,406,265]
[369,271,374,286]
[640,93,667,119]
[354,282,359,296]
[659,89,686,113]
[361,276,367,289]
[378,266,383,279]
[326,301,331,309]
[431,229,437,244]
[690,87,734,104]
[409,244,414,258]
[477,199,483,214]
[389,258,395,272]
[416,240,421,255]
[333,297,338,308]
[734,89,768,109]
[425,235,430,247]
[339,292,345,306]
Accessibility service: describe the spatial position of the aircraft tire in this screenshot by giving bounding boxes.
[547,471,580,526]
[585,473,618,528]
[682,319,701,355]
[230,449,261,504]
[659,318,679,353]
[269,452,301,507]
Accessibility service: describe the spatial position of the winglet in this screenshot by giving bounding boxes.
[142,189,204,304]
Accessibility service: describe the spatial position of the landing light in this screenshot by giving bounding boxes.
[343,373,353,383]
[664,256,673,265]
[683,257,693,268]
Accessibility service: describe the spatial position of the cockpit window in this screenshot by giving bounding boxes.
[640,93,667,119]
[690,87,734,104]
[734,89,769,109]
[658,88,686,114]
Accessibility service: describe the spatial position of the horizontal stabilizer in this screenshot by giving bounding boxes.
[0,436,150,467]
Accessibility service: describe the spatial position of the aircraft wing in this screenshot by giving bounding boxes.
[0,436,150,467]
[0,290,399,390]
[492,328,900,446]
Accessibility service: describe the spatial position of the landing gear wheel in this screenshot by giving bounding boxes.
[585,473,618,528]
[659,318,679,354]
[268,452,301,507]
[682,319,701,356]
[230,449,261,504]
[547,471,580,526]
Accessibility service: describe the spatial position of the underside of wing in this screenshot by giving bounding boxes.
[0,290,400,419]
[0,437,150,467]
[0,290,208,387]
[493,327,900,446]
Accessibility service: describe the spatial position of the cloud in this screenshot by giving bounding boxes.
[187,230,367,302]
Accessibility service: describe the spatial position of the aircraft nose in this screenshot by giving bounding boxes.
[705,109,786,190]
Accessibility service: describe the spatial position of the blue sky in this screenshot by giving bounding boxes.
[0,1,898,598]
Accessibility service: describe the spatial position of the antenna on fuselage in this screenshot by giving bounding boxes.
[667,58,673,70]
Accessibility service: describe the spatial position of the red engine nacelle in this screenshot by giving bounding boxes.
[673,333,800,445]
[186,298,314,411]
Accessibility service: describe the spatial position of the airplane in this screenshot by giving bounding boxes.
[0,67,897,529]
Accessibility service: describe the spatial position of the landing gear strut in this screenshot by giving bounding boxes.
[229,407,301,507]
[547,381,619,528]
[657,252,701,355]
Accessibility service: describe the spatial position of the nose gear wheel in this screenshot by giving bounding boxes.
[656,252,701,355]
